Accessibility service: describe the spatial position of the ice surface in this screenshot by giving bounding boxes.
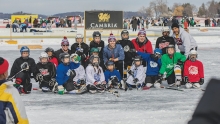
[0,43,220,124]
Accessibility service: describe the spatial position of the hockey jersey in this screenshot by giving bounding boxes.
[86,64,105,85]
[49,57,58,67]
[184,60,204,82]
[104,69,121,83]
[73,65,85,82]
[126,65,146,85]
[34,62,56,82]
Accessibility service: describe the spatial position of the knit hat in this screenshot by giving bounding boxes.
[61,36,69,46]
[108,33,116,43]
[138,29,146,36]
[171,23,179,29]
[0,57,9,74]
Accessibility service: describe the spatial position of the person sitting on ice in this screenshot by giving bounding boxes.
[183,50,204,89]
[159,45,186,87]
[136,48,162,89]
[104,61,126,90]
[8,46,36,94]
[34,52,57,92]
[126,56,146,90]
[45,47,58,67]
[69,53,87,93]
[84,47,100,68]
[103,33,125,78]
[55,53,80,94]
[86,55,106,93]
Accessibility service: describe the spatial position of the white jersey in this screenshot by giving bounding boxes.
[127,65,146,85]
[73,65,85,82]
[86,64,105,85]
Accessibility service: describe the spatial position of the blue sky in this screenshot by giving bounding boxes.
[0,0,209,15]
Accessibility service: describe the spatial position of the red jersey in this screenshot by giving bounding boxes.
[131,38,153,54]
[184,60,204,83]
[49,57,58,67]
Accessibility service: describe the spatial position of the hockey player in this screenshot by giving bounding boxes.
[45,47,58,67]
[103,33,125,77]
[34,52,56,92]
[137,48,162,88]
[0,57,29,124]
[171,23,197,57]
[126,56,146,90]
[117,30,136,77]
[89,31,105,69]
[159,45,186,86]
[71,34,89,68]
[183,50,204,89]
[84,47,100,68]
[9,46,36,94]
[104,61,125,90]
[155,27,175,54]
[55,36,72,64]
[86,55,106,93]
[55,53,80,94]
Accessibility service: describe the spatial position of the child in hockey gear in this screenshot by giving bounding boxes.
[86,55,106,93]
[117,30,136,78]
[0,57,29,124]
[70,53,87,93]
[103,33,125,77]
[9,46,36,94]
[84,47,100,68]
[56,53,79,94]
[34,52,56,92]
[155,27,175,55]
[45,47,58,67]
[184,50,204,89]
[104,61,125,90]
[89,31,105,69]
[55,36,72,64]
[71,34,89,68]
[126,56,146,90]
[137,48,162,88]
[159,45,186,86]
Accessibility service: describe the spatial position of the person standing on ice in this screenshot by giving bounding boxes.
[55,36,72,64]
[131,29,153,66]
[45,47,58,67]
[171,23,197,57]
[126,56,146,90]
[86,55,106,94]
[9,46,36,94]
[104,61,126,90]
[136,48,162,89]
[34,52,57,92]
[89,31,105,69]
[55,53,80,94]
[159,45,186,87]
[155,27,175,55]
[71,34,89,68]
[103,33,125,78]
[183,50,204,89]
[0,57,29,124]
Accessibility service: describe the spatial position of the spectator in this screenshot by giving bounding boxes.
[33,18,38,28]
[131,17,137,32]
[12,22,19,32]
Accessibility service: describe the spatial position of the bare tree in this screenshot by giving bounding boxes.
[173,6,184,16]
[207,0,218,17]
[149,0,169,18]
[138,6,154,17]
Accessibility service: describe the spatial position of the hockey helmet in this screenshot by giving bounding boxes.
[70,53,81,63]
[20,46,30,54]
[93,31,101,38]
[89,55,100,66]
[105,60,115,69]
[121,30,129,40]
[59,53,70,64]
[189,50,198,61]
[133,56,142,66]
[90,47,99,55]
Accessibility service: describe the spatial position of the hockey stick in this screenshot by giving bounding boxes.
[7,69,24,81]
[191,83,205,91]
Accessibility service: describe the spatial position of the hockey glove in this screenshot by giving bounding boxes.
[177,60,184,66]
[184,76,189,84]
[49,78,56,86]
[21,62,29,70]
[133,78,139,83]
[150,54,158,61]
[94,81,100,86]
[127,70,134,76]
[199,78,204,85]
[36,73,43,82]
[80,79,86,85]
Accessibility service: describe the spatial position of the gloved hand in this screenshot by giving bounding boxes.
[133,78,139,83]
[58,85,64,95]
[127,70,134,75]
[184,76,189,84]
[49,78,56,86]
[94,81,101,86]
[21,62,29,70]
[36,73,43,82]
[200,78,204,85]
[80,79,86,85]
[150,54,158,61]
[156,74,163,83]
[177,60,184,65]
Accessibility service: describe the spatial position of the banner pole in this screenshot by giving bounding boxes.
[84,11,86,43]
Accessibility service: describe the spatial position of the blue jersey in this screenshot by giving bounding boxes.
[104,69,121,82]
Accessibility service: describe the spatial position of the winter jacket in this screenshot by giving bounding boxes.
[9,57,36,79]
[126,65,146,85]
[49,57,58,67]
[54,49,72,64]
[117,39,136,65]
[73,65,85,82]
[86,64,105,85]
[71,42,90,56]
[104,69,121,83]
[103,44,125,63]
[34,62,56,82]
[172,28,197,57]
[0,80,29,124]
[89,40,105,58]
[160,52,186,77]
[155,36,175,55]
[137,52,161,76]
[132,19,138,29]
[184,60,204,83]
[132,38,153,54]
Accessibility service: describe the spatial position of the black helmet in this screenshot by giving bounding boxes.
[121,30,129,40]
[93,31,101,38]
[89,55,100,66]
[133,56,142,66]
[45,47,54,53]
[59,53,70,63]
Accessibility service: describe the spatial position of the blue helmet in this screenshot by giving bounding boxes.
[154,48,162,55]
[105,60,115,69]
[20,46,30,54]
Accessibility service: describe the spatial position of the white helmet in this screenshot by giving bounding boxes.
[75,34,83,39]
[40,52,48,58]
[70,53,81,63]
[162,27,170,32]
[190,50,197,55]
[189,50,198,61]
